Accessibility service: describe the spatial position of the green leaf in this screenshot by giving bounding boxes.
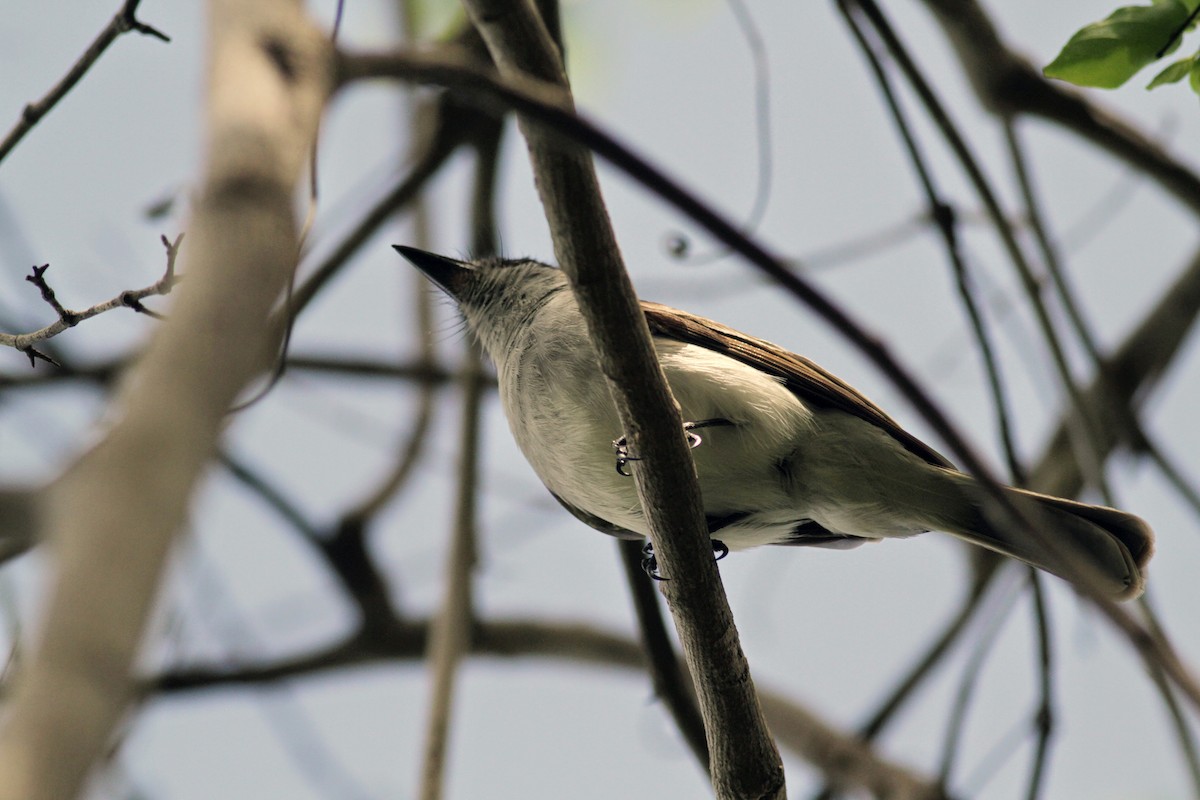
[1147,54,1196,86]
[1190,56,1200,92]
[1045,0,1198,89]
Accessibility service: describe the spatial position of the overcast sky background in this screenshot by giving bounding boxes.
[2,1,1200,798]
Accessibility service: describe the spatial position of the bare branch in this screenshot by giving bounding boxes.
[838,0,1024,485]
[417,351,485,800]
[847,0,1113,501]
[0,0,170,165]
[0,234,182,361]
[0,489,39,563]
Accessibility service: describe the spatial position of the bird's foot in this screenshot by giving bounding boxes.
[640,538,730,581]
[613,418,734,477]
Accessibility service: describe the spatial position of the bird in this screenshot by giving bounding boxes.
[395,245,1154,600]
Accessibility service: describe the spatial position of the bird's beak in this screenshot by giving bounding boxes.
[393,246,474,299]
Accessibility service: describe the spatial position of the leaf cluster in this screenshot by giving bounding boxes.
[1045,0,1200,95]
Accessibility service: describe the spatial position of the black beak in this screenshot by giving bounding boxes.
[393,246,474,298]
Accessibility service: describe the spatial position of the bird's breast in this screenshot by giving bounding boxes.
[497,333,816,541]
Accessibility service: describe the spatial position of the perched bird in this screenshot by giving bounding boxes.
[396,246,1154,599]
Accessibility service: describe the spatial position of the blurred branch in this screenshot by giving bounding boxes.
[1024,575,1055,800]
[287,353,471,384]
[417,350,484,800]
[289,23,501,322]
[0,0,170,165]
[0,4,331,797]
[0,352,476,393]
[0,489,39,564]
[151,616,948,799]
[0,233,182,367]
[220,453,400,638]
[920,0,1200,217]
[417,57,503,794]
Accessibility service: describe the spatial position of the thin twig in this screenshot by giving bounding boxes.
[838,0,1024,483]
[416,348,484,800]
[848,0,1114,502]
[0,0,170,165]
[1,233,182,361]
[937,579,1023,786]
[1024,573,1054,800]
[668,0,773,265]
[1006,121,1200,520]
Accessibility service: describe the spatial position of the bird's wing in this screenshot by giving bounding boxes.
[641,301,955,470]
[549,491,643,540]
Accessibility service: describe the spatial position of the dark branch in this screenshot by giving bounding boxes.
[0,0,170,164]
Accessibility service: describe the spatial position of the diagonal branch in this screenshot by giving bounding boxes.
[454,2,785,797]
[0,0,170,165]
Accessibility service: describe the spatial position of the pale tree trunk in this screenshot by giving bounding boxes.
[0,2,330,798]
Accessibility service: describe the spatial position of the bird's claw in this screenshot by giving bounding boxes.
[640,538,729,581]
[613,418,734,477]
[613,436,639,477]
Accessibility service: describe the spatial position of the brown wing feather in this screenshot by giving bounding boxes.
[641,302,955,470]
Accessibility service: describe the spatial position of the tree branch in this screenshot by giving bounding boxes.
[1,233,182,365]
[0,0,170,165]
[151,616,948,799]
[416,350,485,800]
[453,2,785,797]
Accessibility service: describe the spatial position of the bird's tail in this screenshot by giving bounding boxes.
[929,470,1154,600]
